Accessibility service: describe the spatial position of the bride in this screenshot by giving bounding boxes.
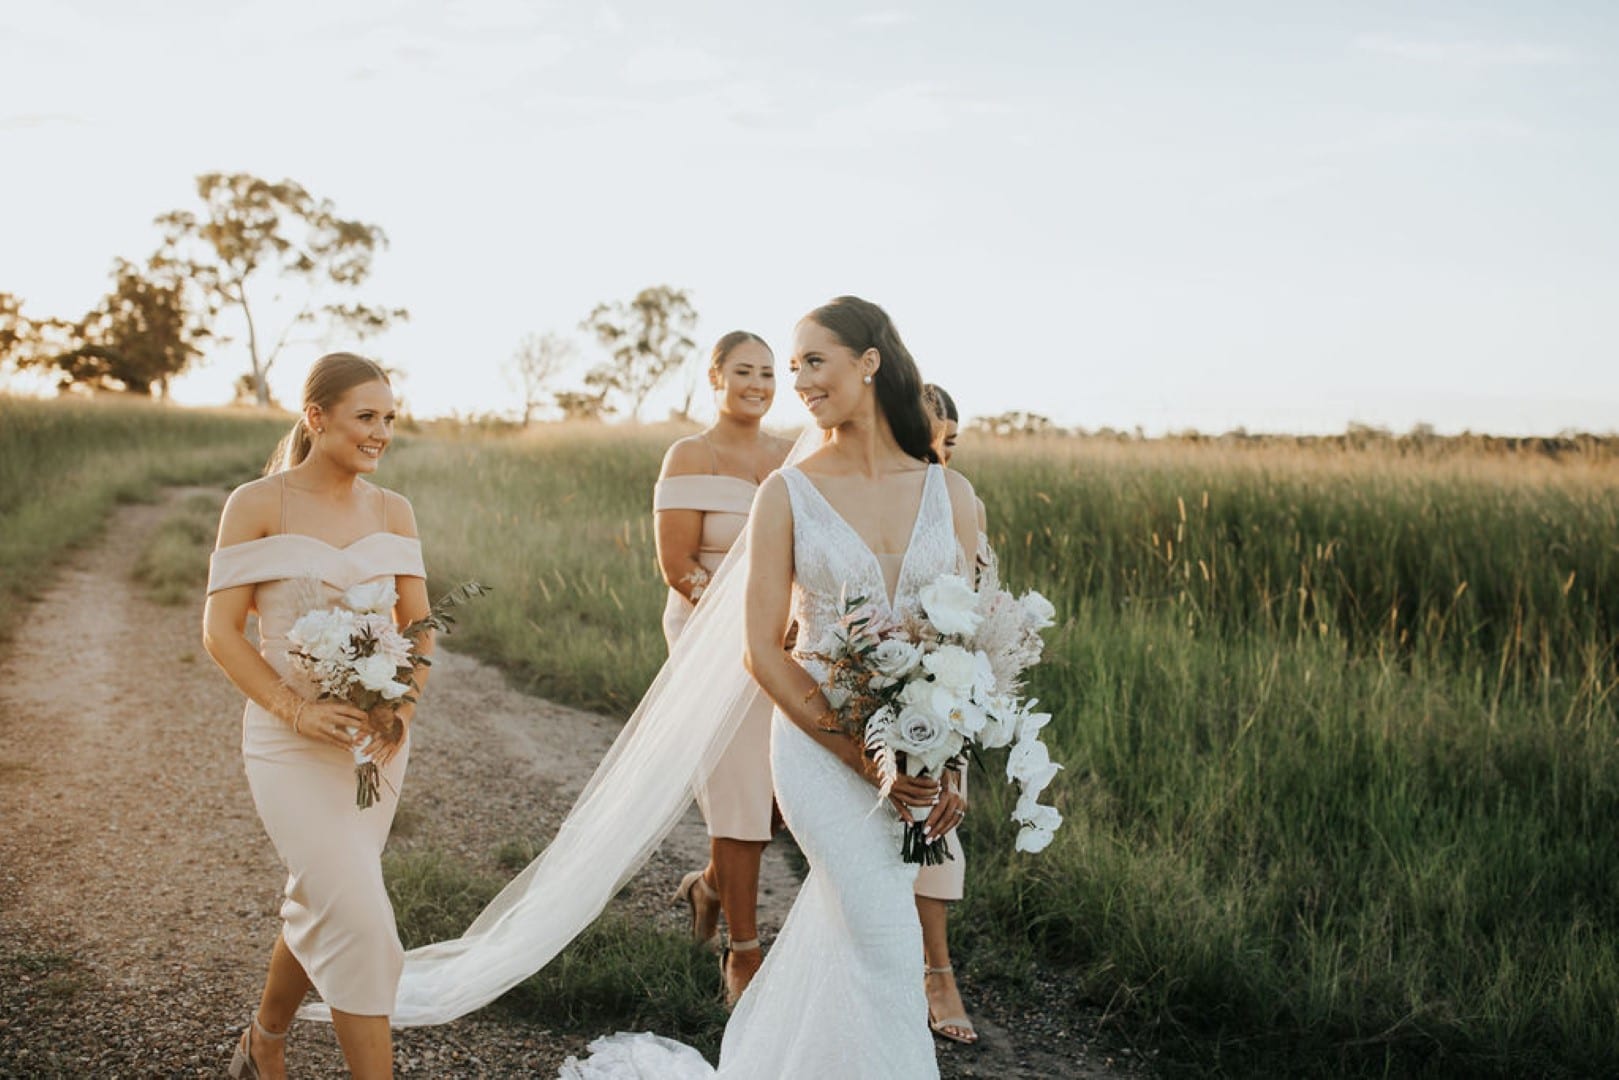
[350,297,979,1078]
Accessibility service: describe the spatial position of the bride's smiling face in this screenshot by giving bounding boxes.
[790,319,873,429]
[310,379,396,474]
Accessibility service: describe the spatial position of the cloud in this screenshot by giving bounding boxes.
[0,112,83,130]
[619,45,725,86]
[1353,34,1574,67]
[596,3,625,34]
[853,11,915,28]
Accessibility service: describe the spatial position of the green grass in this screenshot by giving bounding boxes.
[377,426,1619,1077]
[8,396,1618,1075]
[132,492,226,604]
[0,395,287,638]
[381,423,678,713]
[385,846,728,1058]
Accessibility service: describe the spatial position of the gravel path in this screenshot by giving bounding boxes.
[0,491,1141,1078]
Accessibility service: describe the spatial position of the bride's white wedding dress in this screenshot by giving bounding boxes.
[562,463,960,1079]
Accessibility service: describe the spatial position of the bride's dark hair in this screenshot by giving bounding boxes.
[803,296,938,464]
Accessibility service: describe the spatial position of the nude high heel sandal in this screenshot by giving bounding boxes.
[672,868,722,951]
[227,1014,287,1078]
[720,937,761,1009]
[925,964,979,1045]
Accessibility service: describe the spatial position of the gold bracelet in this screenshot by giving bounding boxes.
[291,698,308,735]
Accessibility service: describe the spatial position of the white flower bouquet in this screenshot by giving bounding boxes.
[809,572,1063,864]
[286,578,488,808]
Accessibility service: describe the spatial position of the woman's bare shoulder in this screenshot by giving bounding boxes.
[217,476,281,546]
[660,434,714,480]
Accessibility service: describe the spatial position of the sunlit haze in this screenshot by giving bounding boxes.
[3,1,1616,434]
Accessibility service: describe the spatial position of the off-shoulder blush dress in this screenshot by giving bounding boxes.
[653,473,776,842]
[207,520,425,1016]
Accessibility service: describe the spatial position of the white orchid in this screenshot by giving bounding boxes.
[1014,824,1057,853]
[946,698,989,738]
[918,575,983,637]
[1015,703,1053,745]
[1014,792,1063,833]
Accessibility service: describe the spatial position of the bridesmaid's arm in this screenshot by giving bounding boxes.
[201,484,366,752]
[942,470,982,576]
[373,491,430,767]
[655,439,713,603]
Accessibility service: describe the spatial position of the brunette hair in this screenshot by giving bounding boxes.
[924,383,958,424]
[264,352,391,475]
[710,330,771,373]
[802,296,938,464]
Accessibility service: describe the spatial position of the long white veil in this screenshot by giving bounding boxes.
[300,427,821,1026]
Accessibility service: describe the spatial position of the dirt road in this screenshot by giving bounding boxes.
[0,492,1136,1078]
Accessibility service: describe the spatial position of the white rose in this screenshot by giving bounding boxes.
[1019,590,1056,631]
[922,644,978,691]
[288,608,357,663]
[918,575,984,638]
[1014,825,1056,854]
[870,639,923,680]
[889,705,961,772]
[343,579,398,614]
[352,652,404,694]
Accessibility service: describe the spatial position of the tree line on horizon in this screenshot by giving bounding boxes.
[0,172,707,424]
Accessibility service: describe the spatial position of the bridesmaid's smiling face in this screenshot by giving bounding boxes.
[790,319,875,430]
[712,340,776,422]
[932,417,959,465]
[310,379,396,475]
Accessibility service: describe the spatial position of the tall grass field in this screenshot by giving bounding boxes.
[5,395,1616,1075]
[0,396,287,639]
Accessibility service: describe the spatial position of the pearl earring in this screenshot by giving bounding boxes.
[863,374,873,385]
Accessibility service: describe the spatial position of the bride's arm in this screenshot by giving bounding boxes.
[742,476,867,772]
[742,476,940,814]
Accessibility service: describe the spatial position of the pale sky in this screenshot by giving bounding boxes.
[3,1,1616,435]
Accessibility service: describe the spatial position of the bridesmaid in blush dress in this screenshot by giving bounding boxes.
[654,330,793,1004]
[912,382,990,1046]
[203,353,432,1080]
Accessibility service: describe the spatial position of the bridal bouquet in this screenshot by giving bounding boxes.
[286,579,488,808]
[810,573,1064,864]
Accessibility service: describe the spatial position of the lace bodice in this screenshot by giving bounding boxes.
[781,465,961,660]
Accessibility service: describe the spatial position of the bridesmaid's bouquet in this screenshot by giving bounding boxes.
[286,579,488,808]
[809,573,1064,864]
